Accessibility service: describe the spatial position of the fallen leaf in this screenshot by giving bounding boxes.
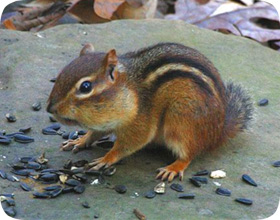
[94,0,125,19]
[195,2,280,42]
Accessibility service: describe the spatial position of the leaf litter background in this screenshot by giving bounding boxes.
[1,0,280,51]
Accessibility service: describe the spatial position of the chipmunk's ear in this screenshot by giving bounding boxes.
[80,43,95,56]
[105,49,118,82]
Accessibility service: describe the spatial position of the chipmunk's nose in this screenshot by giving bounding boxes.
[46,100,56,114]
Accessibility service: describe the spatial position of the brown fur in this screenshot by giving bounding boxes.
[47,42,252,182]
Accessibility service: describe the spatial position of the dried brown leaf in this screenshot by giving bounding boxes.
[195,3,280,42]
[165,0,228,23]
[94,0,125,19]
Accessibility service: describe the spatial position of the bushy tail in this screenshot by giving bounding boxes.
[224,82,253,138]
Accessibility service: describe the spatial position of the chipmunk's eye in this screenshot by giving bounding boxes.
[79,81,92,93]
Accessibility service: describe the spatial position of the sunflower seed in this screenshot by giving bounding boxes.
[4,207,16,217]
[50,77,57,83]
[145,190,156,199]
[103,167,116,176]
[189,178,201,187]
[154,182,165,194]
[62,187,74,194]
[5,113,16,122]
[74,185,85,194]
[0,170,7,179]
[73,174,87,183]
[82,201,90,208]
[20,182,32,191]
[62,132,70,139]
[78,130,87,135]
[69,131,79,140]
[44,185,62,191]
[191,176,208,184]
[6,132,24,138]
[63,159,73,169]
[210,170,226,179]
[42,128,57,135]
[14,134,34,143]
[49,188,63,198]
[41,169,58,173]
[73,160,88,167]
[33,191,50,199]
[27,162,41,170]
[32,102,41,111]
[273,161,280,167]
[242,174,257,187]
[258,98,269,106]
[40,173,58,182]
[178,193,195,199]
[0,136,11,145]
[235,198,253,205]
[193,170,209,176]
[65,179,81,187]
[19,156,36,163]
[11,169,31,176]
[6,174,18,182]
[115,185,127,194]
[216,187,231,196]
[19,127,32,133]
[6,199,15,206]
[0,193,14,198]
[47,123,61,130]
[170,183,184,192]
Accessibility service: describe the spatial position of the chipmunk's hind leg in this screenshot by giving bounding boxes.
[156,109,195,182]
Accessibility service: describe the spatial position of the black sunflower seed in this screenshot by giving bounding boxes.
[63,159,73,169]
[85,170,102,176]
[103,167,116,176]
[11,163,26,170]
[4,207,16,217]
[242,174,257,187]
[14,134,34,143]
[19,127,32,133]
[193,170,209,176]
[73,160,88,167]
[33,191,50,198]
[47,123,61,130]
[20,182,32,191]
[78,130,87,135]
[32,102,41,111]
[145,190,156,199]
[258,98,269,106]
[19,156,36,163]
[6,199,16,206]
[191,176,208,184]
[6,132,24,138]
[11,169,30,176]
[62,132,70,139]
[49,188,63,198]
[44,185,62,191]
[42,128,57,135]
[170,183,184,192]
[40,173,58,182]
[40,168,58,173]
[178,193,195,199]
[73,174,87,183]
[49,115,57,122]
[273,161,280,167]
[27,162,41,170]
[65,179,81,187]
[69,131,79,140]
[235,198,253,205]
[59,169,75,175]
[50,77,57,83]
[0,170,7,179]
[82,201,90,208]
[6,174,18,182]
[189,178,201,187]
[71,168,84,174]
[0,193,14,198]
[0,136,11,145]
[74,185,85,194]
[216,187,231,196]
[5,113,16,122]
[115,185,127,194]
[62,187,74,194]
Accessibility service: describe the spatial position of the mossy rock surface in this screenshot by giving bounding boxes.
[0,20,280,219]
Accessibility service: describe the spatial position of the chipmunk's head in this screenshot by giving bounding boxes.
[47,43,138,131]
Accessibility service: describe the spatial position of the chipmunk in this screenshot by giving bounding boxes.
[47,42,253,182]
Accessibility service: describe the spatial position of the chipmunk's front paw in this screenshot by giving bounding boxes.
[60,138,87,153]
[87,151,118,170]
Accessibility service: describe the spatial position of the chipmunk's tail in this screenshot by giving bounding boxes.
[224,82,253,138]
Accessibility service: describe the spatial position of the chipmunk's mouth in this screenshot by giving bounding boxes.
[52,115,79,126]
